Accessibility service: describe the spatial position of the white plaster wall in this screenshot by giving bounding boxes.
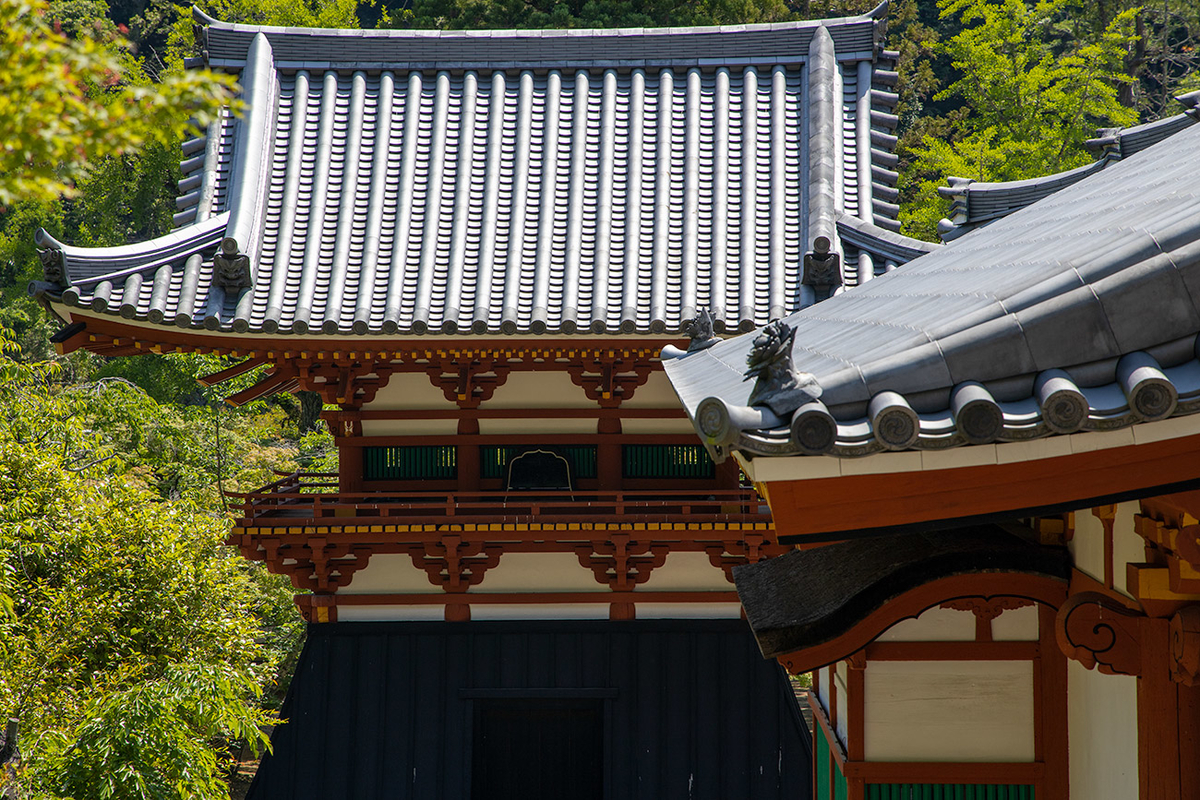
[619,371,684,409]
[637,551,734,591]
[466,552,606,593]
[835,661,849,746]
[477,417,598,435]
[361,419,459,436]
[338,605,446,621]
[1069,510,1107,586]
[992,604,1040,641]
[1069,502,1142,600]
[338,553,443,594]
[1068,660,1138,800]
[470,603,610,620]
[367,373,456,410]
[876,606,976,641]
[635,603,742,619]
[817,666,830,712]
[863,661,1035,761]
[485,372,599,409]
[337,603,614,621]
[620,418,698,434]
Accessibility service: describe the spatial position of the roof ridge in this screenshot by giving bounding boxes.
[191,3,881,39]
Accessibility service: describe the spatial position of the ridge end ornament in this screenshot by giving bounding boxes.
[661,309,721,360]
[39,247,67,285]
[801,236,841,301]
[683,309,720,353]
[743,320,821,417]
[213,237,252,292]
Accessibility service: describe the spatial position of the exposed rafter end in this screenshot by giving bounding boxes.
[50,321,88,355]
[225,371,297,406]
[198,356,267,387]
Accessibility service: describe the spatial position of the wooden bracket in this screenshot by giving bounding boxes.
[241,536,373,593]
[292,360,395,408]
[1170,605,1200,685]
[705,533,791,583]
[1056,591,1144,676]
[777,654,809,677]
[408,535,503,592]
[425,359,511,409]
[940,596,1034,642]
[1135,510,1200,592]
[567,357,654,409]
[576,534,669,591]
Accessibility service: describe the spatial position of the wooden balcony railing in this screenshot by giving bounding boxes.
[226,472,772,528]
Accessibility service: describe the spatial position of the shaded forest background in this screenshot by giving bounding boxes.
[1,0,1198,796]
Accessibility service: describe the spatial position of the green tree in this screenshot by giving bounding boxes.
[0,0,237,205]
[0,332,306,799]
[900,0,1139,239]
[397,0,892,31]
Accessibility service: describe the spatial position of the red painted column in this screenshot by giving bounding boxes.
[457,418,480,491]
[1138,618,1180,800]
[1038,603,1070,800]
[597,417,621,491]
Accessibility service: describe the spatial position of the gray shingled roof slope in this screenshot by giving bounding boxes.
[665,115,1200,459]
[32,6,931,338]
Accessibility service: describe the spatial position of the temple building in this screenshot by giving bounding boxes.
[26,4,935,797]
[665,94,1200,800]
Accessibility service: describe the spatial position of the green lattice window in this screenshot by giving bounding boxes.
[622,444,715,479]
[480,445,597,481]
[364,446,457,480]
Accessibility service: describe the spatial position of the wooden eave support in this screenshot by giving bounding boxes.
[50,321,88,355]
[198,356,268,387]
[773,572,1067,675]
[225,370,295,406]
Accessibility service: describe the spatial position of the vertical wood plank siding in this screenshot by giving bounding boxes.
[249,620,812,800]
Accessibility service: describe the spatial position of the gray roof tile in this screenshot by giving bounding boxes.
[35,10,902,338]
[665,120,1200,458]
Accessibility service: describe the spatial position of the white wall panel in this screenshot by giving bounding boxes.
[1068,660,1138,800]
[469,552,605,593]
[876,606,976,641]
[863,661,1035,761]
[339,553,444,593]
[638,551,733,591]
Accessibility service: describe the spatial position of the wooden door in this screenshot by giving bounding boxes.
[471,698,603,800]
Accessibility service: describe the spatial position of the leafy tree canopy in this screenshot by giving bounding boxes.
[0,0,237,205]
[0,331,311,799]
[899,0,1139,238]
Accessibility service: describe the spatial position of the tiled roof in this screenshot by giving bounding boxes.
[32,5,926,337]
[664,111,1200,459]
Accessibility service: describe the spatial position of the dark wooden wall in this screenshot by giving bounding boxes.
[250,619,812,800]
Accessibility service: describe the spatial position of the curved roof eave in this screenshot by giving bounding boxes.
[665,118,1200,461]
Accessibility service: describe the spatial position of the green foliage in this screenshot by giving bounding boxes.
[899,0,1139,239]
[0,0,238,205]
[45,663,271,800]
[400,0,857,31]
[202,0,362,26]
[0,328,305,799]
